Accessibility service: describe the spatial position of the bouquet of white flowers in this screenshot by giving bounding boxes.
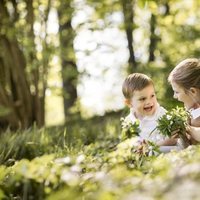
[156,107,190,148]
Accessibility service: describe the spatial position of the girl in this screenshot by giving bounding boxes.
[168,58,200,142]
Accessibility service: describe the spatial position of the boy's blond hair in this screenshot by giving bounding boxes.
[168,58,200,90]
[122,73,154,99]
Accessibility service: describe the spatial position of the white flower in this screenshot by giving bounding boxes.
[55,156,71,164]
[117,137,139,149]
[61,170,79,186]
[70,165,82,173]
[76,154,85,164]
[166,115,172,120]
[95,171,106,180]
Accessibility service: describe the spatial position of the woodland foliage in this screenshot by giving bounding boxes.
[0,1,200,197]
[0,0,200,128]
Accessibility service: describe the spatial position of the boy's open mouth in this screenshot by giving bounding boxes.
[144,106,153,112]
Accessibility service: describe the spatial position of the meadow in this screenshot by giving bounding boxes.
[0,112,200,199]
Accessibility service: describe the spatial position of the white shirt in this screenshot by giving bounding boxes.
[125,104,166,143]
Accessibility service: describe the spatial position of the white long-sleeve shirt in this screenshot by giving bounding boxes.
[125,104,166,143]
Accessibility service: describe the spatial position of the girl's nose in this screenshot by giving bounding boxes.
[173,93,177,99]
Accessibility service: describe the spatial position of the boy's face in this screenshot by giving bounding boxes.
[128,84,158,118]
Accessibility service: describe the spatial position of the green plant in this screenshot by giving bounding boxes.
[155,107,191,148]
[156,107,189,137]
[108,137,160,170]
[2,115,200,199]
[120,118,140,141]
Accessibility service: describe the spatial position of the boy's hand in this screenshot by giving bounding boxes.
[171,129,180,138]
[157,137,178,146]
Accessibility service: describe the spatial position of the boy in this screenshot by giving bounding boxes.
[122,73,177,147]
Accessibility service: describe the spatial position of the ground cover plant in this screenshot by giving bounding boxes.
[0,109,200,199]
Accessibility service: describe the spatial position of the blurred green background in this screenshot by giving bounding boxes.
[0,0,200,129]
[1,1,200,199]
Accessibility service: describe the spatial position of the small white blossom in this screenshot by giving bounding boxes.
[76,154,85,164]
[61,170,79,186]
[166,115,172,120]
[70,165,82,173]
[95,171,106,180]
[55,156,71,164]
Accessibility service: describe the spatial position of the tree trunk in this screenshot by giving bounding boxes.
[0,35,33,128]
[26,0,51,127]
[149,13,157,62]
[0,0,50,129]
[149,1,170,62]
[121,0,137,73]
[58,1,78,121]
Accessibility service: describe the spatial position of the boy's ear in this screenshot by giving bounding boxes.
[124,99,132,107]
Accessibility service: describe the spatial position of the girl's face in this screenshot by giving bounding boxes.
[171,81,199,110]
[128,84,158,118]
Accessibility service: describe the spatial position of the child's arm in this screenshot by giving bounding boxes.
[157,137,178,146]
[156,129,179,146]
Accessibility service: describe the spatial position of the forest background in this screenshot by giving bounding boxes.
[1,0,200,129]
[1,0,200,199]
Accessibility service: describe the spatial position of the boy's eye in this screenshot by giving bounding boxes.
[151,94,155,98]
[139,98,146,101]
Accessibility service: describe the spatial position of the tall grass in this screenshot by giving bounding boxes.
[0,113,122,165]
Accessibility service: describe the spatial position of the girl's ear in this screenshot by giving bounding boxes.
[124,99,132,107]
[189,87,198,95]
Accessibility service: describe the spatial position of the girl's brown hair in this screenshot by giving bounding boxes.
[122,73,154,99]
[168,58,200,90]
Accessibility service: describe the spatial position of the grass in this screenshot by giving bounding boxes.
[1,110,200,199]
[0,111,122,165]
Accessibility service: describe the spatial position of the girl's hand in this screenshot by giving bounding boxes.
[185,130,192,140]
[186,125,200,143]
